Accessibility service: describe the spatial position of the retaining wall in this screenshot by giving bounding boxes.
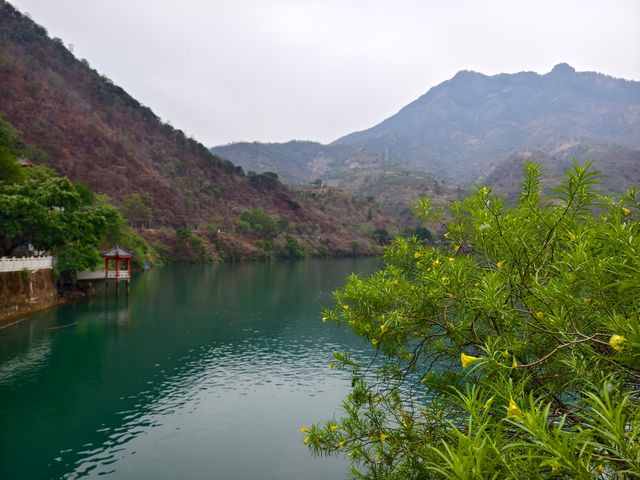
[0,269,58,324]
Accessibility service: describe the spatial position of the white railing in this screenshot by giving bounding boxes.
[0,256,54,272]
[77,270,130,280]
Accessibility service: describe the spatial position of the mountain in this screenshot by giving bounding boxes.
[212,64,640,191]
[335,64,640,182]
[0,2,394,260]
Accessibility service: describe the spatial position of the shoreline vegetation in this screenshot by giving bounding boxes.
[0,109,401,264]
[0,140,398,327]
[0,106,404,326]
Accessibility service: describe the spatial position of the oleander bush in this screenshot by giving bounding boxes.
[304,162,640,479]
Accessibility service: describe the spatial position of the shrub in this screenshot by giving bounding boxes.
[284,235,306,259]
[305,162,640,479]
[20,267,31,283]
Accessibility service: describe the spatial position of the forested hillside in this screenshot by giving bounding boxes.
[0,3,394,261]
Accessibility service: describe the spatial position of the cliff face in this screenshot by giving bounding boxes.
[0,269,57,324]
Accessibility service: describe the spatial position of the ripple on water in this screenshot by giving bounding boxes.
[55,334,364,477]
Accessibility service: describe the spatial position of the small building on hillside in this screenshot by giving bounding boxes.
[18,157,34,168]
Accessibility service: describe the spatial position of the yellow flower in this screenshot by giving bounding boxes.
[443,231,450,238]
[341,304,349,310]
[460,352,482,368]
[507,399,522,418]
[379,433,389,442]
[453,244,460,253]
[432,258,440,268]
[567,231,577,241]
[496,260,505,270]
[595,464,604,475]
[372,338,379,346]
[622,207,631,216]
[300,425,309,433]
[322,316,329,323]
[338,440,346,448]
[328,362,335,369]
[380,324,388,333]
[303,436,310,444]
[330,424,339,432]
[609,334,626,352]
[414,252,422,259]
[535,311,544,320]
[511,357,518,369]
[502,350,510,358]
[448,257,455,262]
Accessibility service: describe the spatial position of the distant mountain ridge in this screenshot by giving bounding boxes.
[335,63,640,181]
[212,64,640,188]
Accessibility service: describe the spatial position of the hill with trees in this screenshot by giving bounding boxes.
[0,2,395,261]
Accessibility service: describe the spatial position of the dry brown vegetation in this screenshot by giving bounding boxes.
[0,3,395,261]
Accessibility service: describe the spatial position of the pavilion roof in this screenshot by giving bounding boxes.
[101,245,133,258]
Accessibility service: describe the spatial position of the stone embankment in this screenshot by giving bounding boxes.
[0,257,58,325]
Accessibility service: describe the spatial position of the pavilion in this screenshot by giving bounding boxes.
[76,245,133,282]
[101,245,132,280]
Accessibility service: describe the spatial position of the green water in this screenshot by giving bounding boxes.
[0,258,380,480]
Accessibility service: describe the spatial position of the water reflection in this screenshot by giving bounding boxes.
[0,258,380,480]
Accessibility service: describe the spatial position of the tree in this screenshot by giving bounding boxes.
[0,148,25,184]
[372,228,391,245]
[0,166,119,271]
[304,163,640,479]
[173,227,210,263]
[0,115,26,184]
[235,208,280,239]
[121,193,152,228]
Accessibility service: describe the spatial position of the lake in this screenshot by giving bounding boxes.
[0,258,381,480]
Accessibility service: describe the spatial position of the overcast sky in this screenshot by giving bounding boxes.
[9,0,640,146]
